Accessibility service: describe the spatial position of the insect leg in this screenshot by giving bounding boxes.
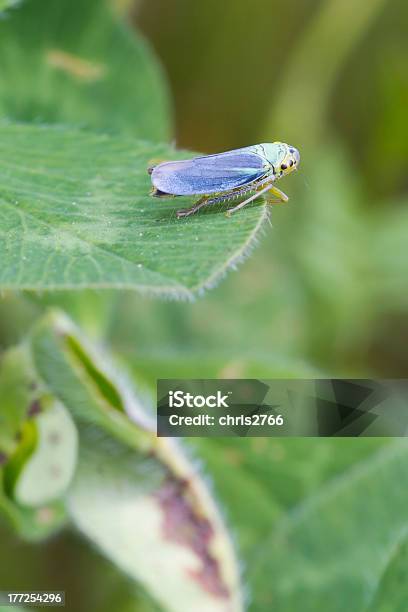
[225,183,276,216]
[176,187,249,217]
[176,180,272,218]
[265,185,289,203]
[176,195,213,218]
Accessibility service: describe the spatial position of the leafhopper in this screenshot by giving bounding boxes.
[148,142,300,217]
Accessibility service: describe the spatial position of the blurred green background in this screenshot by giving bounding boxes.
[1,0,408,610]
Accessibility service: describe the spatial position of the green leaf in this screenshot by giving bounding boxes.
[191,438,390,559]
[0,351,73,540]
[0,123,268,296]
[0,483,66,541]
[249,440,408,612]
[30,310,154,451]
[70,427,243,612]
[11,399,78,508]
[0,0,171,141]
[29,309,244,612]
[183,437,392,610]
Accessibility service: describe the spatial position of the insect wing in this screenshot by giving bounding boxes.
[151,148,269,196]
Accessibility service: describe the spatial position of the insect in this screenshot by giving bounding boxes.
[148,142,300,218]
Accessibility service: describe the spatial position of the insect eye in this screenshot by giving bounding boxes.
[281,164,287,171]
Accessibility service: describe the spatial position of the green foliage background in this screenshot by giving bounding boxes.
[0,0,407,611]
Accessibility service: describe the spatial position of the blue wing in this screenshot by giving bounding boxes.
[151,147,270,195]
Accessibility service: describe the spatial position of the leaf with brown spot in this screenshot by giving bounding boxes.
[30,310,243,612]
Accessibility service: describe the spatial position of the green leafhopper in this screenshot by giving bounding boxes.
[148,142,300,217]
